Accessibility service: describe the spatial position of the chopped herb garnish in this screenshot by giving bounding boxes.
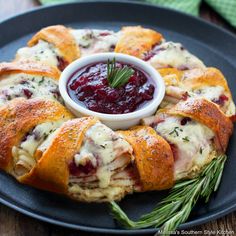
[200,147,203,154]
[169,127,182,137]
[107,58,134,88]
[182,136,190,142]
[38,77,45,85]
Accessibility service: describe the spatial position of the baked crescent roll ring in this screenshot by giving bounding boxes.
[0,98,73,173]
[115,26,163,59]
[16,25,80,71]
[19,118,136,202]
[166,98,233,153]
[0,61,62,105]
[118,126,174,191]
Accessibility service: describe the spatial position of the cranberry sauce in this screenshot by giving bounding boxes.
[67,61,155,114]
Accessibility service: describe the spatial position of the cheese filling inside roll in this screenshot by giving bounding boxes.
[68,122,136,202]
[16,40,63,70]
[160,68,236,116]
[146,42,205,70]
[12,121,65,177]
[16,25,80,71]
[151,115,215,180]
[0,73,62,105]
[71,29,120,57]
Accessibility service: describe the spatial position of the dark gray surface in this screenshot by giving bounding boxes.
[0,1,236,234]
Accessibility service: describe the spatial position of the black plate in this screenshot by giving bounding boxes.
[0,1,236,234]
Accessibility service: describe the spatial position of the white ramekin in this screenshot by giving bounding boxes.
[59,53,165,130]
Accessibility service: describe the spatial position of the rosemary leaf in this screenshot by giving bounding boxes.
[109,155,227,235]
[107,58,134,88]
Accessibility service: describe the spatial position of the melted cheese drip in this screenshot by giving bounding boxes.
[15,40,61,67]
[148,42,205,70]
[71,29,119,56]
[155,116,214,180]
[0,73,62,106]
[75,123,132,187]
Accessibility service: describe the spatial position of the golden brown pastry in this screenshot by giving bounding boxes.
[15,25,80,71]
[118,126,174,191]
[0,61,60,79]
[0,61,62,105]
[0,98,73,173]
[115,26,163,59]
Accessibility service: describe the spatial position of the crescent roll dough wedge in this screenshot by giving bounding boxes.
[0,98,73,173]
[159,67,236,116]
[15,25,80,71]
[115,26,163,59]
[118,126,174,191]
[18,118,136,202]
[0,61,62,106]
[143,98,233,180]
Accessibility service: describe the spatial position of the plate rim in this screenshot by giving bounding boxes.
[0,0,236,234]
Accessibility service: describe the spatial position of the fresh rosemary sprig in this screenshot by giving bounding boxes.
[107,58,134,88]
[109,155,227,235]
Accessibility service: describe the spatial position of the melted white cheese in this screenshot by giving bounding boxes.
[148,42,205,70]
[15,40,60,68]
[71,29,120,56]
[192,86,224,101]
[20,121,64,156]
[36,129,59,154]
[155,116,214,179]
[0,73,62,106]
[12,121,65,176]
[74,122,132,188]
